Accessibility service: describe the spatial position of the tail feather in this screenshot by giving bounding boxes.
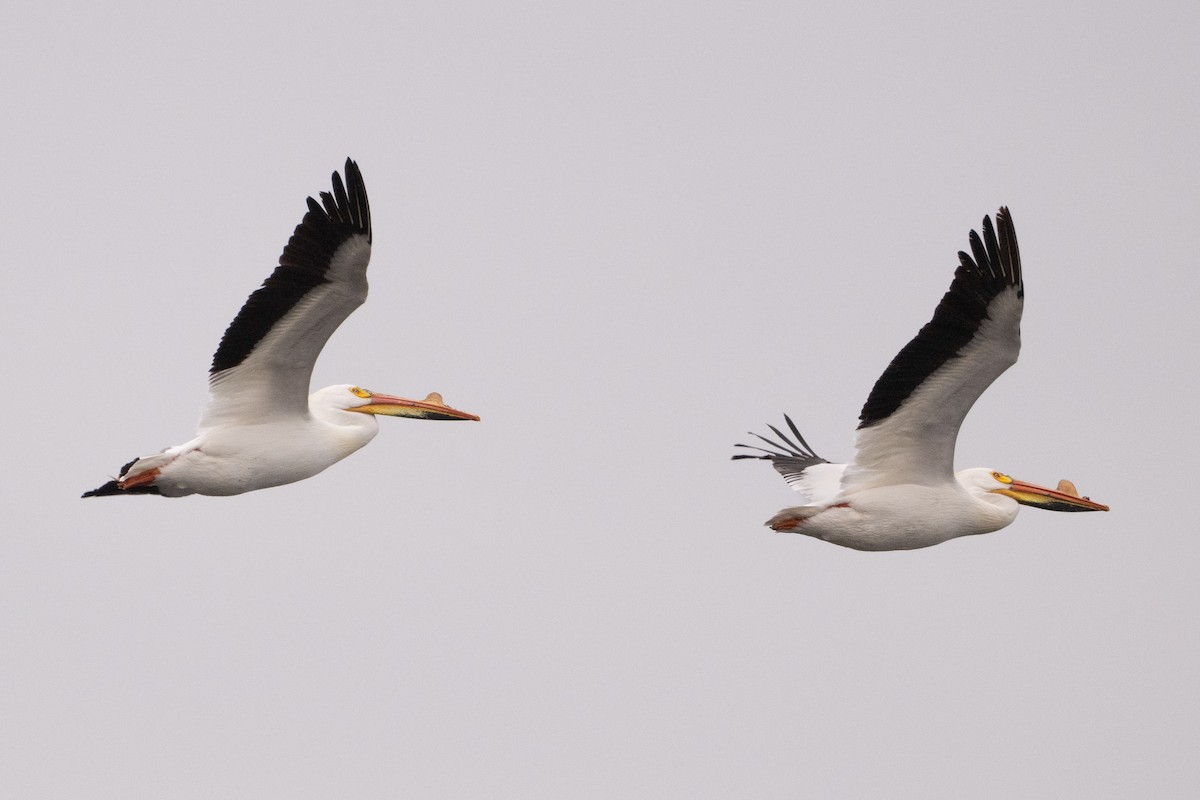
[735,415,849,505]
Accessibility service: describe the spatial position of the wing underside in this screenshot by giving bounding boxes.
[733,415,847,504]
[847,208,1023,489]
[200,159,373,428]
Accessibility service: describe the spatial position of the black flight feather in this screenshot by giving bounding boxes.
[733,414,828,475]
[81,480,163,498]
[856,208,1021,429]
[209,159,371,375]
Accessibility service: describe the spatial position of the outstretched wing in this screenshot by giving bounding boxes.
[199,159,372,429]
[847,208,1023,490]
[733,415,847,504]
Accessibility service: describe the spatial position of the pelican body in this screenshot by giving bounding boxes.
[734,209,1108,550]
[85,159,478,498]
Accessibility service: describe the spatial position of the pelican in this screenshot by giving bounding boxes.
[733,208,1108,550]
[84,159,478,498]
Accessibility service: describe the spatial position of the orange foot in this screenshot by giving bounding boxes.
[118,466,161,490]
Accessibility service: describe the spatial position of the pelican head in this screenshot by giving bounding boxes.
[959,468,1109,512]
[318,384,480,421]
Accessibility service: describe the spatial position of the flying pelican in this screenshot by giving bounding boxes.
[733,208,1108,550]
[84,159,478,498]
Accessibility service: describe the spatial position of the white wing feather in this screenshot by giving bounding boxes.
[201,239,370,429]
[844,209,1023,491]
[198,161,372,431]
[847,291,1021,488]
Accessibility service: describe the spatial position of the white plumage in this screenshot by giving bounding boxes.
[735,208,1107,550]
[85,159,478,499]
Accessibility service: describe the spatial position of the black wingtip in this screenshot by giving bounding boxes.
[995,206,1021,297]
[341,157,371,245]
[733,416,826,463]
[82,480,120,498]
[960,207,1021,294]
[81,480,163,498]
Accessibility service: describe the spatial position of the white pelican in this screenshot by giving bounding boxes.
[84,159,478,498]
[734,208,1108,550]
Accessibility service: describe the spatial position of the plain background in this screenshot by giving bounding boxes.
[3,2,1198,797]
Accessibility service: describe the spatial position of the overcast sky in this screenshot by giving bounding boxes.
[3,2,1198,797]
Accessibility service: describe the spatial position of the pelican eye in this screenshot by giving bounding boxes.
[992,471,1013,484]
[350,386,371,398]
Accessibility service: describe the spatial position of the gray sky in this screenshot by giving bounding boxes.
[3,1,1198,797]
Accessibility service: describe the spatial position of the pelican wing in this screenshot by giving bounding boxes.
[733,415,848,504]
[846,208,1023,490]
[199,159,372,429]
